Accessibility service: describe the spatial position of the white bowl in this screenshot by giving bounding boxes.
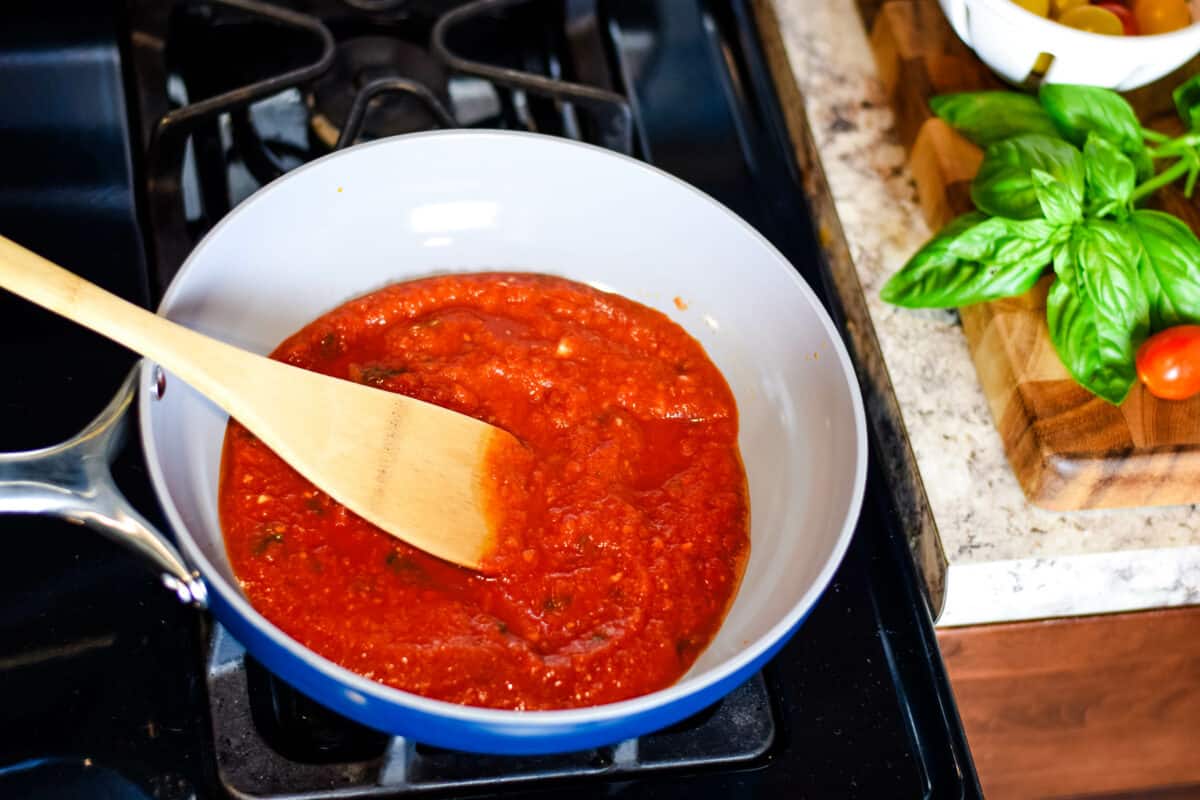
[939,0,1200,89]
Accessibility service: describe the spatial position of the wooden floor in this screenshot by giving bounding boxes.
[938,607,1200,799]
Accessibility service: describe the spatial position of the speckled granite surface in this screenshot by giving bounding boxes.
[766,0,1200,626]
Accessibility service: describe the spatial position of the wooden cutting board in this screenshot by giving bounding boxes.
[861,0,1200,510]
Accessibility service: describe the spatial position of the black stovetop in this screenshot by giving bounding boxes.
[0,1,981,797]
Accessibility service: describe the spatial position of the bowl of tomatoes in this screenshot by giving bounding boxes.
[939,0,1200,89]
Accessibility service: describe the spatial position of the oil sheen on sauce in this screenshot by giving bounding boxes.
[219,273,749,710]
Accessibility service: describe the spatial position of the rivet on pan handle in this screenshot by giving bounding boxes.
[0,363,207,608]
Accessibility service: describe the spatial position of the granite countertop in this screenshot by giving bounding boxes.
[762,0,1200,626]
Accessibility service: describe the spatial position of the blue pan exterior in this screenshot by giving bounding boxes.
[209,585,810,755]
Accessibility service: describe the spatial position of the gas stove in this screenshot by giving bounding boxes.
[0,1,980,797]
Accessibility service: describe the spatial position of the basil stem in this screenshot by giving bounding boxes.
[1131,157,1194,203]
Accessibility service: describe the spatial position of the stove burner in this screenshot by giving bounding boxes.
[206,625,774,798]
[308,36,451,147]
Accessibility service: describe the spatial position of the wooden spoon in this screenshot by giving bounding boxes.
[0,235,513,571]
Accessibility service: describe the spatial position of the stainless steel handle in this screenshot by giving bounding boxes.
[0,364,207,607]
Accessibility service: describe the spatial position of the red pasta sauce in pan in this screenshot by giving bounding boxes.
[219,273,749,710]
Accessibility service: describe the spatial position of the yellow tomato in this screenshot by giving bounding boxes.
[1133,0,1192,34]
[1050,0,1090,15]
[1012,0,1051,15]
[1058,4,1126,33]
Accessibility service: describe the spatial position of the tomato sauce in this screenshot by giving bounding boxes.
[219,273,749,710]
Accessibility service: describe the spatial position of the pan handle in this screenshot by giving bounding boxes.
[0,364,207,608]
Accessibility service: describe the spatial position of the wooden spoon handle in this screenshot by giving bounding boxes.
[0,235,503,570]
[0,234,258,407]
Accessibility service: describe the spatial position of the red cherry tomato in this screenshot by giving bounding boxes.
[1136,325,1200,400]
[1094,2,1140,34]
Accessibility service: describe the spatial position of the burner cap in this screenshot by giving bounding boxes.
[308,36,450,147]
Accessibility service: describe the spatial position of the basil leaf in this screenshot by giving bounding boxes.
[1076,221,1147,339]
[1082,133,1135,215]
[880,212,1050,308]
[1038,84,1141,150]
[881,212,985,306]
[930,91,1060,146]
[1130,209,1200,330]
[1046,220,1148,404]
[972,134,1084,220]
[1032,169,1082,226]
[1052,234,1078,290]
[1047,281,1134,404]
[1038,84,1151,180]
[947,215,1065,263]
[1173,73,1200,131]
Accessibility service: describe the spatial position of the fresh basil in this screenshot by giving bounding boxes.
[1032,169,1082,226]
[929,91,1060,146]
[1173,74,1200,131]
[1046,281,1133,404]
[881,212,984,308]
[1082,133,1135,216]
[880,212,1051,308]
[971,134,1084,220]
[1130,210,1200,330]
[1047,220,1148,404]
[947,216,1064,263]
[1038,84,1152,180]
[1074,220,1145,328]
[883,77,1200,405]
[1052,236,1077,291]
[1038,84,1140,152]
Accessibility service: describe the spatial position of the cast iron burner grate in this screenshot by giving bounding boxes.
[132,0,632,292]
[206,625,775,797]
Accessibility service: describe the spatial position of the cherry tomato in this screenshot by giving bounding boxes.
[1012,0,1050,15]
[1058,4,1125,33]
[1136,325,1200,400]
[1133,0,1191,34]
[1052,0,1090,13]
[1094,2,1141,34]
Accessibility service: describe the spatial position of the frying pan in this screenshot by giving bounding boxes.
[0,131,866,754]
